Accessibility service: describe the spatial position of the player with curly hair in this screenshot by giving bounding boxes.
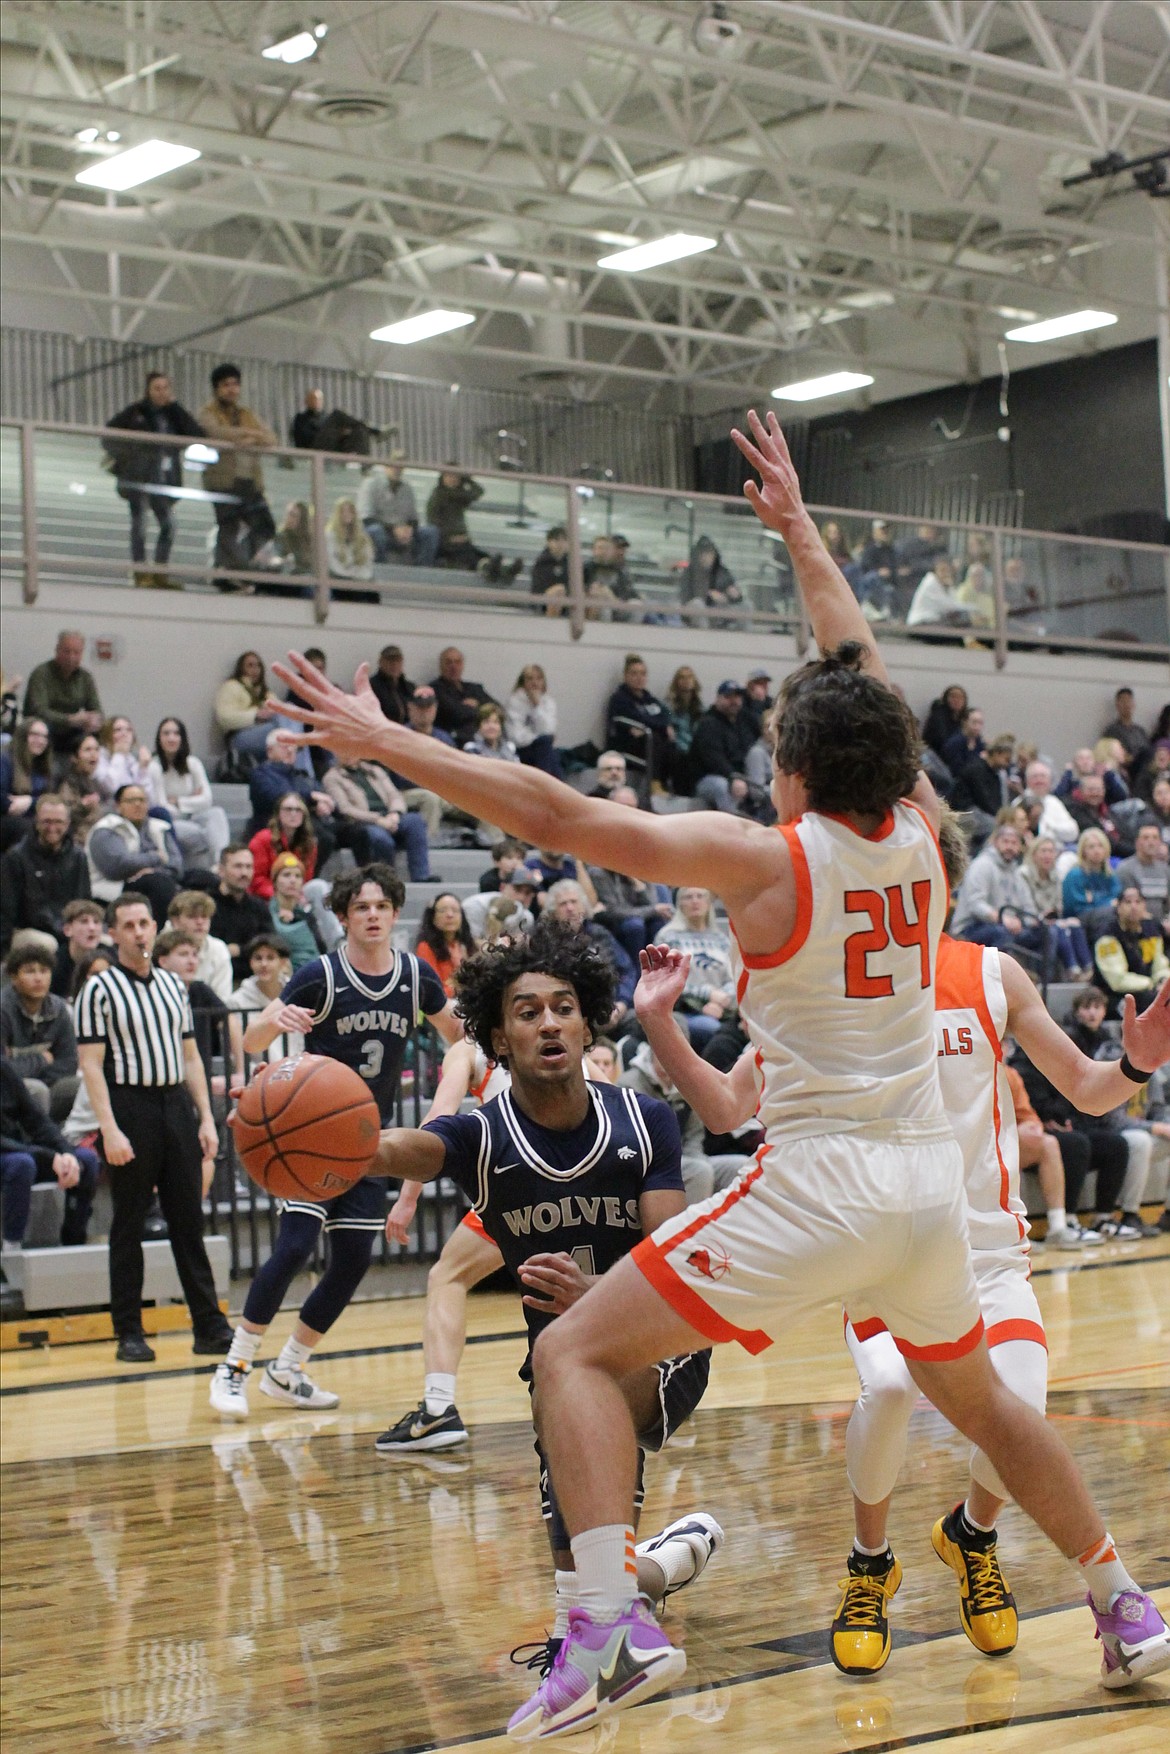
[371,922,724,1674]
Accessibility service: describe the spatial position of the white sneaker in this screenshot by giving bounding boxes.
[1048,1224,1101,1250]
[636,1512,725,1598]
[259,1362,340,1410]
[210,1361,251,1419]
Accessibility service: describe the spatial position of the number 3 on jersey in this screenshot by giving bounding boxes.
[843,880,933,998]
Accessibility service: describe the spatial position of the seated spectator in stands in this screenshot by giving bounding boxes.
[590,751,628,800]
[68,946,112,1002]
[1061,827,1121,921]
[427,466,493,573]
[415,893,476,999]
[103,371,204,585]
[530,526,570,615]
[950,733,1015,844]
[325,497,374,581]
[358,456,440,566]
[921,684,969,758]
[741,669,773,742]
[228,935,301,1064]
[939,705,985,777]
[247,731,339,860]
[479,838,530,893]
[894,521,947,598]
[370,644,414,724]
[265,854,325,972]
[546,879,636,1033]
[1021,837,1092,979]
[1115,823,1170,922]
[322,757,434,882]
[0,1058,98,1274]
[588,788,673,960]
[249,794,321,898]
[664,667,702,794]
[1007,1061,1100,1250]
[950,821,1047,957]
[1092,885,1168,1017]
[906,556,970,629]
[87,782,180,925]
[1055,746,1127,806]
[280,646,336,782]
[606,654,672,786]
[850,519,897,618]
[429,647,500,745]
[167,890,232,1001]
[51,900,106,997]
[463,868,540,944]
[463,703,519,768]
[153,927,229,1090]
[585,1038,620,1084]
[198,363,278,580]
[819,520,851,568]
[22,631,103,755]
[585,535,641,619]
[290,388,324,449]
[619,1025,719,1203]
[1067,772,1131,857]
[1022,759,1078,847]
[1093,735,1132,791]
[506,665,561,777]
[1060,988,1154,1237]
[525,846,599,912]
[1010,1021,1127,1237]
[0,795,90,956]
[1,944,80,1122]
[210,845,270,983]
[1,718,54,851]
[680,536,744,624]
[387,685,453,840]
[1145,776,1170,844]
[1,667,20,737]
[956,562,994,629]
[261,500,313,577]
[1103,687,1150,780]
[216,650,309,773]
[95,715,153,803]
[655,886,736,1048]
[691,681,755,815]
[148,717,230,868]
[55,734,104,843]
[1138,740,1170,804]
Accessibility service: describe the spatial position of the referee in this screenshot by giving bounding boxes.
[77,891,233,1362]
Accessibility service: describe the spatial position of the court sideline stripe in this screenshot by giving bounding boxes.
[0,1326,530,1399]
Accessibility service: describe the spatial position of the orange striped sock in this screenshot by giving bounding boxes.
[569,1524,639,1622]
[1077,1532,1139,1610]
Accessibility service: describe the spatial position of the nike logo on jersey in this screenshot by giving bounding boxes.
[617,1146,637,1160]
[493,1163,521,1175]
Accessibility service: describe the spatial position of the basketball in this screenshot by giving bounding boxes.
[228,1054,382,1202]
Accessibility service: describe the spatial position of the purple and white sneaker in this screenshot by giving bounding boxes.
[1089,1590,1170,1688]
[506,1597,686,1741]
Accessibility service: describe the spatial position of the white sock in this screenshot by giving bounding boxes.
[569,1525,638,1622]
[424,1371,457,1415]
[639,1534,697,1594]
[853,1537,891,1558]
[1078,1533,1140,1610]
[1047,1206,1067,1234]
[963,1499,997,1535]
[552,1569,578,1640]
[276,1335,313,1374]
[226,1326,262,1370]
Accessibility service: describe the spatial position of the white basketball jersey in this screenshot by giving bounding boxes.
[934,937,1027,1257]
[469,1047,511,1106]
[733,802,949,1143]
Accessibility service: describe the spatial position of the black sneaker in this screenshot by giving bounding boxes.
[510,1637,563,1680]
[374,1399,469,1452]
[192,1326,234,1356]
[1158,1210,1170,1233]
[116,1333,157,1363]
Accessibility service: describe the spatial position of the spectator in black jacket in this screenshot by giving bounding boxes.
[692,682,755,814]
[1,943,80,1120]
[209,845,271,984]
[530,527,570,615]
[950,735,1015,844]
[51,900,107,997]
[289,388,324,449]
[1,1057,98,1273]
[247,730,338,853]
[921,684,969,757]
[939,705,985,776]
[605,654,672,787]
[0,794,91,955]
[1067,773,1131,858]
[103,373,204,584]
[370,645,415,724]
[741,669,773,742]
[1011,1016,1128,1233]
[429,647,500,744]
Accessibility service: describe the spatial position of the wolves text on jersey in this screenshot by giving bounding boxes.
[335,1008,410,1041]
[502,1194,642,1239]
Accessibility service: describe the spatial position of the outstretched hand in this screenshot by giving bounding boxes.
[1121,981,1170,1074]
[730,409,807,537]
[635,944,692,1018]
[271,652,398,768]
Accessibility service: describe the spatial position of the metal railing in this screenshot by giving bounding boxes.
[2,416,1167,664]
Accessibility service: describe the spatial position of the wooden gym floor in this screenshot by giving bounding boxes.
[2,1237,1167,1754]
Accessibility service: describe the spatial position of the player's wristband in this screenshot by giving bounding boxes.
[1119,1052,1151,1084]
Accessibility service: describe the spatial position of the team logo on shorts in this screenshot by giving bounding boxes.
[687,1243,731,1281]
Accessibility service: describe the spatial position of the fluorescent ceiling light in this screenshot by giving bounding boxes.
[262,28,323,64]
[1004,308,1117,343]
[75,127,100,144]
[771,370,874,403]
[597,233,717,272]
[75,139,201,190]
[370,309,475,345]
[995,305,1036,322]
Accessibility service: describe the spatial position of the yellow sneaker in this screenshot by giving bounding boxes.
[830,1550,903,1675]
[931,1507,1018,1655]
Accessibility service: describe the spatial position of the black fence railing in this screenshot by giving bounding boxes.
[196,1008,469,1283]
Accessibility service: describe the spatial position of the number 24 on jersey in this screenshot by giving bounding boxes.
[843,880,933,998]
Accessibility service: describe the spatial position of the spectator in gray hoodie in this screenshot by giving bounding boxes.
[357,458,440,565]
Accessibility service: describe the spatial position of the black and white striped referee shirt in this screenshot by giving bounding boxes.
[76,962,194,1087]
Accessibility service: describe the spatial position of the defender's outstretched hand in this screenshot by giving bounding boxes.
[272,652,399,768]
[731,409,808,537]
[635,945,692,1021]
[1121,981,1170,1075]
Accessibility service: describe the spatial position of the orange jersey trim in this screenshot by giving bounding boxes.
[893,1315,985,1362]
[632,1161,773,1355]
[904,798,951,913]
[985,1317,1047,1351]
[460,1209,488,1238]
[849,1315,889,1343]
[936,936,1024,1246]
[820,808,896,842]
[732,824,813,971]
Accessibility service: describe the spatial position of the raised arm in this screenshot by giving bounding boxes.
[371,1127,447,1183]
[633,946,758,1132]
[1003,957,1170,1115]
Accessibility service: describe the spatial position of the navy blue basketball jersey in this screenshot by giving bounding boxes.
[282,946,447,1123]
[425,1081,684,1346]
